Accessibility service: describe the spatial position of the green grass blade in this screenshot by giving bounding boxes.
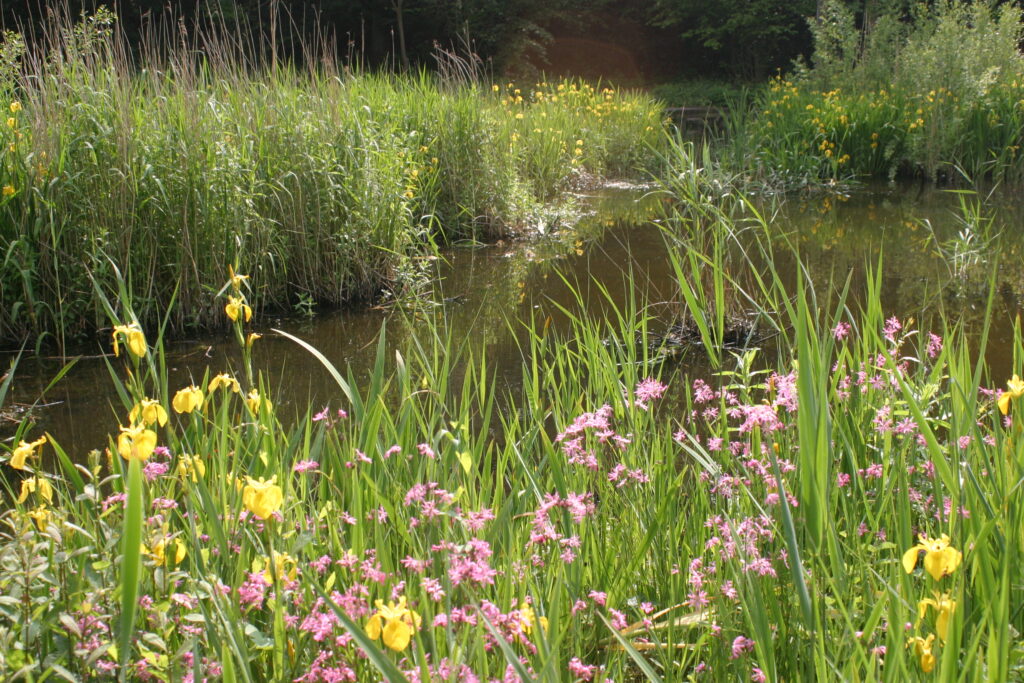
[597,612,664,683]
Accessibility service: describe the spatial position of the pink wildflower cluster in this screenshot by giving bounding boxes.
[556,404,630,470]
[568,657,599,680]
[404,658,480,683]
[527,492,595,565]
[833,321,852,341]
[704,514,777,574]
[67,612,118,675]
[769,371,798,413]
[312,406,347,429]
[294,648,357,683]
[731,403,784,434]
[433,538,499,586]
[405,481,456,528]
[633,377,668,410]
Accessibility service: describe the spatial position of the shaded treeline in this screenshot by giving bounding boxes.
[0,0,821,82]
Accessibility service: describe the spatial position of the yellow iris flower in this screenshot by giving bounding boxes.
[208,373,240,393]
[263,551,298,583]
[225,296,252,323]
[227,265,249,291]
[9,101,21,113]
[998,374,1024,415]
[902,534,962,581]
[246,389,272,414]
[117,423,157,462]
[112,323,147,358]
[907,634,936,673]
[518,602,549,635]
[129,398,169,427]
[918,592,956,642]
[175,454,206,481]
[242,476,283,520]
[27,505,51,531]
[366,596,422,651]
[144,537,186,567]
[17,477,53,504]
[9,436,46,470]
[172,385,204,414]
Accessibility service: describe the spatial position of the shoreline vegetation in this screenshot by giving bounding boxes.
[3,1,1024,680]
[0,9,665,352]
[719,0,1024,188]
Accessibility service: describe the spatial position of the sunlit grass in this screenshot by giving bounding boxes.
[0,13,665,352]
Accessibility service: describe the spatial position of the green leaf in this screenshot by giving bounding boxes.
[597,612,663,682]
[118,457,144,675]
[457,450,472,475]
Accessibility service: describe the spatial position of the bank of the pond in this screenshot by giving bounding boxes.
[0,19,666,350]
[708,2,1024,185]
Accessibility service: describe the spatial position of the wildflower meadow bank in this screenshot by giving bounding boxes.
[722,0,1024,186]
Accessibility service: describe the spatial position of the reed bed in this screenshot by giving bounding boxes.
[0,12,665,351]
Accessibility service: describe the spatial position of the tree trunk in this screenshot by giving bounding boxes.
[393,0,410,71]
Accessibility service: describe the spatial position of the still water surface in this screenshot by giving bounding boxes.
[3,183,1022,458]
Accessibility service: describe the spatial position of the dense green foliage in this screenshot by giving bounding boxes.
[0,14,664,350]
[724,0,1024,183]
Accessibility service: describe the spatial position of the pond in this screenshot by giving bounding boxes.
[3,182,1022,458]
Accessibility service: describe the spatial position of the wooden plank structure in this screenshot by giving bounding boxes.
[665,106,727,136]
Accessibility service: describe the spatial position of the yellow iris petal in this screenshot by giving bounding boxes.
[117,424,157,461]
[209,373,240,393]
[923,545,961,582]
[365,596,420,652]
[246,389,272,414]
[27,505,51,531]
[112,324,147,358]
[366,614,383,641]
[382,618,412,651]
[242,476,283,520]
[904,534,961,580]
[130,399,169,427]
[902,544,923,574]
[17,479,34,504]
[226,296,252,323]
[172,386,204,414]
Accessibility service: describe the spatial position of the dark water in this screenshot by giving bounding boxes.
[2,182,1022,459]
